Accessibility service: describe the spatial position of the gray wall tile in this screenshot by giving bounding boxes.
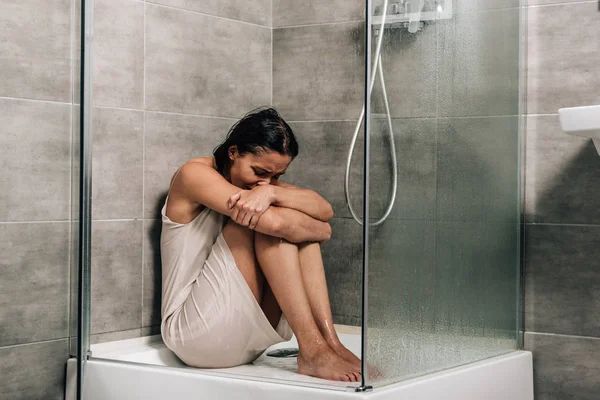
[147,0,271,27]
[438,8,520,117]
[332,315,361,327]
[524,3,600,399]
[144,112,233,218]
[273,0,363,27]
[368,220,436,330]
[372,22,437,118]
[142,325,161,336]
[525,224,600,337]
[436,221,518,334]
[91,220,143,334]
[0,223,69,346]
[322,218,363,320]
[93,0,144,108]
[72,0,81,104]
[92,107,143,220]
[370,117,437,220]
[525,115,600,224]
[70,220,79,341]
[286,117,435,222]
[525,332,600,400]
[284,121,361,219]
[282,117,436,223]
[453,0,520,13]
[145,5,271,117]
[0,99,71,221]
[0,339,69,400]
[436,116,519,222]
[0,0,71,102]
[527,2,600,114]
[273,22,364,121]
[143,219,162,327]
[69,335,77,358]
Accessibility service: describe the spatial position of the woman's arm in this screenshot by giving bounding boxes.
[271,180,334,222]
[255,206,331,244]
[175,162,331,243]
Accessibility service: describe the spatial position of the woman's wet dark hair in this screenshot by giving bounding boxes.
[213,107,299,176]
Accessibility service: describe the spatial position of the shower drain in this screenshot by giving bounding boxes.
[266,348,299,358]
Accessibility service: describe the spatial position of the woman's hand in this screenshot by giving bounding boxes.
[227,183,275,229]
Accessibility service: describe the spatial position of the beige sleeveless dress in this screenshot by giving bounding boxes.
[160,200,293,368]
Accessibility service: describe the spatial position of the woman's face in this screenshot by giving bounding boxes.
[227,146,292,189]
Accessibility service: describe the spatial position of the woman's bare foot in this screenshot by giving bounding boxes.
[326,338,384,380]
[297,345,361,382]
[327,339,361,369]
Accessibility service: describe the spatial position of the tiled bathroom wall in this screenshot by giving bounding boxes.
[272,3,366,325]
[272,0,521,328]
[524,1,600,399]
[0,0,73,398]
[1,0,272,397]
[275,0,600,398]
[87,0,272,345]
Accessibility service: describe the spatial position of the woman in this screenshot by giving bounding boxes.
[160,108,361,382]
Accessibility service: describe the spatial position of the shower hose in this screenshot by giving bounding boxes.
[344,0,398,226]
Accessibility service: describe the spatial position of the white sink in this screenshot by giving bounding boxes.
[558,105,600,154]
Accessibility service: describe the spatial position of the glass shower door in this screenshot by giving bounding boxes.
[364,0,522,387]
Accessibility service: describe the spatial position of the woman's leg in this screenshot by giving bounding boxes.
[221,219,264,301]
[254,232,361,382]
[221,220,359,381]
[296,242,361,367]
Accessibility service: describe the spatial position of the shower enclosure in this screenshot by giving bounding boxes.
[69,0,530,397]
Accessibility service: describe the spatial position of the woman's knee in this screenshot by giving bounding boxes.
[254,231,301,254]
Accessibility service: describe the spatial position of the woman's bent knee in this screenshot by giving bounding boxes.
[254,231,302,253]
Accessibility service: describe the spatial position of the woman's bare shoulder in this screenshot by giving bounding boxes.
[169,157,215,185]
[166,158,217,223]
[186,157,215,168]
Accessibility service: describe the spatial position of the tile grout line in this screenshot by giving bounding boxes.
[433,5,440,225]
[67,0,75,353]
[6,98,530,123]
[0,337,69,351]
[97,105,240,120]
[527,0,597,9]
[141,0,146,335]
[273,19,366,30]
[270,0,273,107]
[287,115,522,124]
[0,220,73,225]
[525,222,600,227]
[0,95,530,121]
[144,1,270,30]
[525,331,600,341]
[90,327,142,338]
[0,95,73,106]
[519,0,529,347]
